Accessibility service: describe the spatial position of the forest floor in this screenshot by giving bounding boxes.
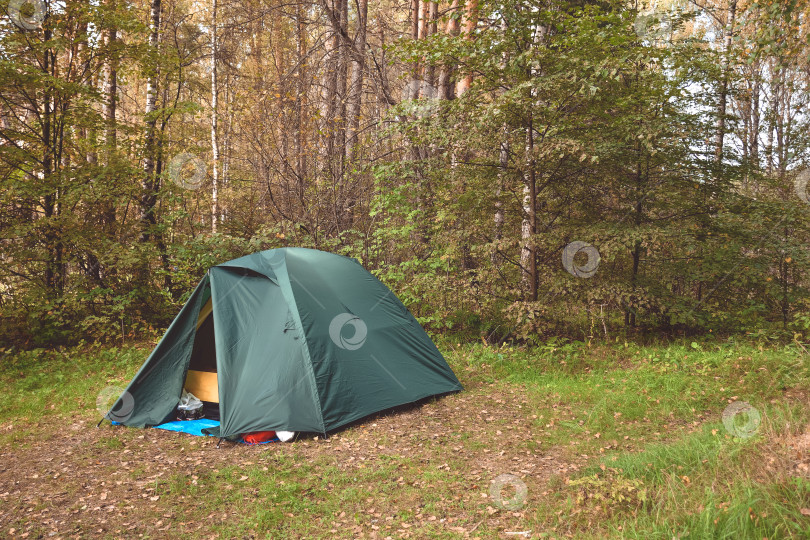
[1,339,809,538]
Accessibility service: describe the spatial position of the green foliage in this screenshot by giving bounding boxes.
[1,0,808,345]
[373,0,810,343]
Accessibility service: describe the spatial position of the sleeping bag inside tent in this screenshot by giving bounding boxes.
[102,247,462,439]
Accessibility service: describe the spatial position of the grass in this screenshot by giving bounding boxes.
[442,340,810,537]
[1,338,809,538]
[0,344,148,446]
[449,340,808,450]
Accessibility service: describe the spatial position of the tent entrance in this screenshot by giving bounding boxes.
[185,297,220,420]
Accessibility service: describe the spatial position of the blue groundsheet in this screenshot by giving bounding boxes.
[152,418,220,436]
[112,418,279,444]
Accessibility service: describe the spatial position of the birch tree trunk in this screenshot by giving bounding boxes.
[766,60,779,176]
[750,64,760,168]
[775,70,787,178]
[714,0,736,165]
[416,0,427,96]
[406,0,420,100]
[521,113,537,301]
[140,0,162,242]
[493,135,508,265]
[103,12,117,159]
[335,0,348,167]
[210,0,219,233]
[100,1,118,277]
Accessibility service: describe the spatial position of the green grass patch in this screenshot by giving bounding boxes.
[0,344,147,446]
[1,338,808,538]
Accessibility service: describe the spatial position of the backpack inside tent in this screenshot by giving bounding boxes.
[103,248,462,440]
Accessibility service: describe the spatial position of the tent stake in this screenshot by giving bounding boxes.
[216,437,224,449]
[96,417,106,428]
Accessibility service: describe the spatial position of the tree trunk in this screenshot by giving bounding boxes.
[781,226,789,327]
[343,0,368,228]
[493,134,508,265]
[334,0,349,229]
[345,0,368,163]
[103,13,118,162]
[425,1,438,87]
[211,0,220,233]
[98,2,118,280]
[406,0,420,100]
[42,22,58,296]
[295,2,307,204]
[521,114,537,301]
[321,0,343,185]
[437,0,460,100]
[714,0,736,165]
[627,153,645,328]
[766,62,776,176]
[455,0,479,97]
[775,69,787,178]
[416,0,427,92]
[750,64,760,168]
[140,0,162,242]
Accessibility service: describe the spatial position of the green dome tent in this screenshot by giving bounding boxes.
[103,248,462,438]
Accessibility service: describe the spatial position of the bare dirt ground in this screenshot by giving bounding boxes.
[0,382,581,539]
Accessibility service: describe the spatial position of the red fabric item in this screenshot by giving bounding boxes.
[242,431,276,444]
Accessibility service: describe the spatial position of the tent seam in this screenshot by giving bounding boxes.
[275,254,327,434]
